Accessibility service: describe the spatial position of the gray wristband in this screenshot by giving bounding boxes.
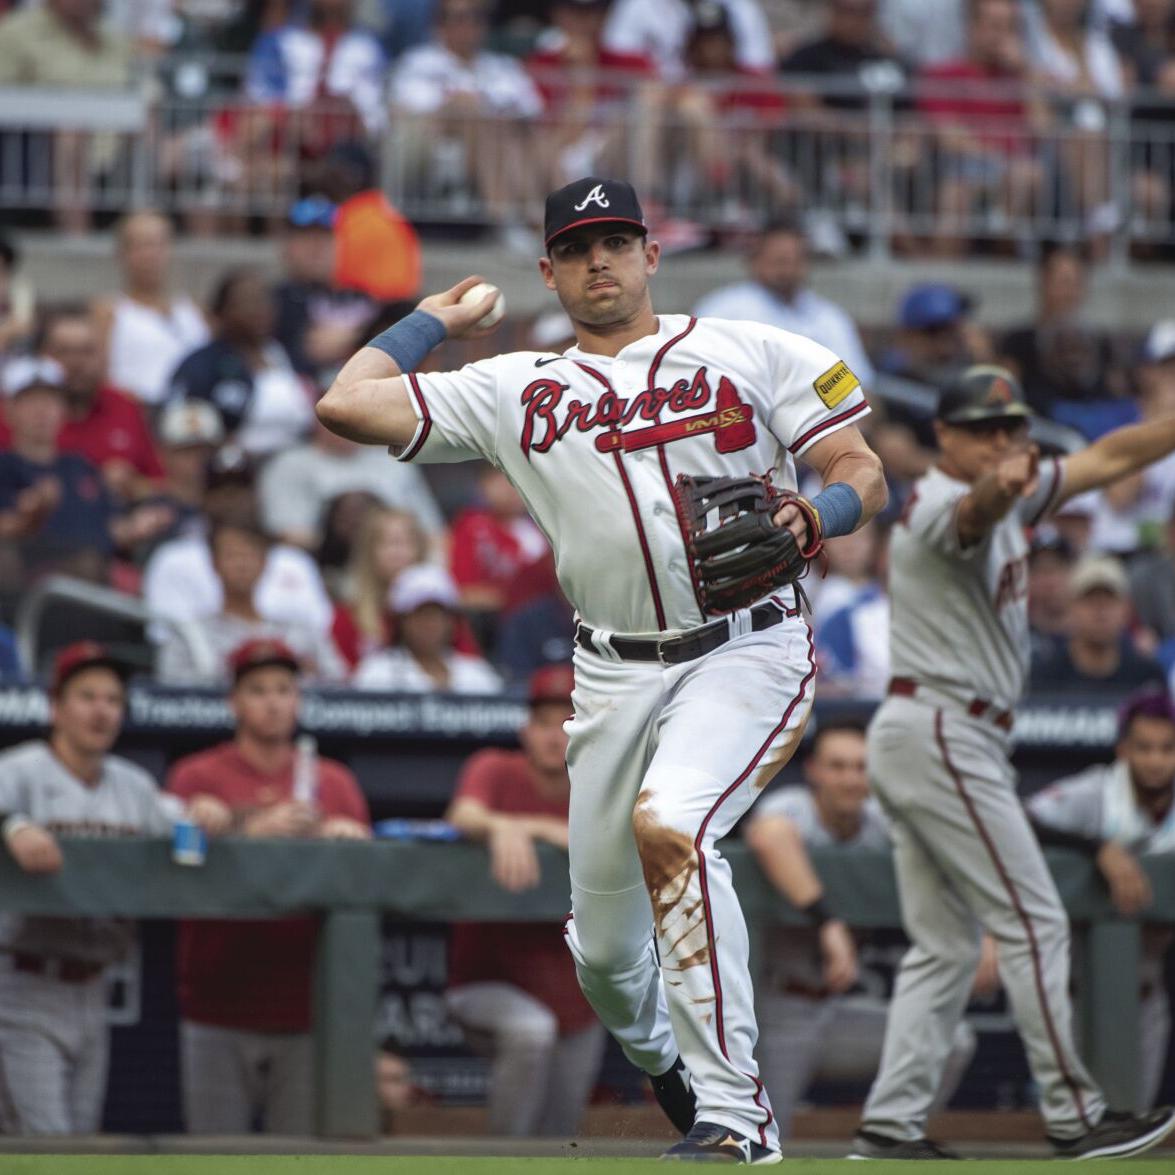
[364,310,447,373]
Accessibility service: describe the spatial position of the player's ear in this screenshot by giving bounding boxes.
[644,238,661,275]
[538,256,556,291]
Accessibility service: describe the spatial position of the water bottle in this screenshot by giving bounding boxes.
[172,819,207,867]
[293,733,318,808]
[374,819,461,842]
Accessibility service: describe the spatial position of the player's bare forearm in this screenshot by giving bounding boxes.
[317,364,416,447]
[799,427,888,530]
[316,275,503,446]
[744,816,824,907]
[1060,415,1175,501]
[958,445,1038,546]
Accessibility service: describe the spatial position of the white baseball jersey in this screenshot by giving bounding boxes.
[889,459,1065,711]
[1027,761,1175,854]
[396,314,870,634]
[0,740,183,963]
[750,786,891,992]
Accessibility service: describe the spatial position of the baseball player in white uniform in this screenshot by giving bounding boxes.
[852,366,1175,1160]
[745,723,975,1138]
[1027,689,1175,1112]
[317,176,888,1163]
[0,642,228,1135]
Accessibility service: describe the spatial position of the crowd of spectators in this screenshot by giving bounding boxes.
[0,1,1173,250]
[0,196,1175,702]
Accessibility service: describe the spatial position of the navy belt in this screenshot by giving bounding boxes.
[576,601,790,665]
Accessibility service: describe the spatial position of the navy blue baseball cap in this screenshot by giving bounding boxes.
[899,283,973,330]
[544,177,646,249]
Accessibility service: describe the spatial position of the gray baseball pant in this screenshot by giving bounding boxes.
[446,982,606,1136]
[0,961,109,1134]
[180,1021,314,1134]
[861,696,1106,1142]
[757,991,976,1138]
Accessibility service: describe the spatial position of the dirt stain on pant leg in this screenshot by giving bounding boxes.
[633,793,710,971]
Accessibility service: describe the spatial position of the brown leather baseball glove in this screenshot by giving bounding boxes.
[673,472,823,616]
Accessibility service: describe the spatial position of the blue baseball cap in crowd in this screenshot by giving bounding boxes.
[899,283,974,330]
[287,196,337,231]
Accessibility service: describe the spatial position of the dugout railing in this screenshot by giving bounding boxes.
[1,73,1173,261]
[0,836,1168,1139]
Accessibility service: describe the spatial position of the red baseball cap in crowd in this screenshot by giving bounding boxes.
[50,641,132,694]
[229,638,301,683]
[528,663,575,707]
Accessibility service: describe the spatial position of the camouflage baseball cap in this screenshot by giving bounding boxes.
[936,365,1033,426]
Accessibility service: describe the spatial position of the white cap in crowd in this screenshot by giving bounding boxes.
[1069,555,1129,599]
[2,356,65,398]
[388,564,460,614]
[157,400,225,448]
[1143,320,1175,366]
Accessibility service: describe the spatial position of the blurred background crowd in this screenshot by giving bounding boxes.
[3,205,1175,703]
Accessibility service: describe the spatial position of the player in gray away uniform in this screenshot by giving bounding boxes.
[0,642,228,1135]
[1027,690,1175,1111]
[745,723,975,1138]
[852,367,1175,1161]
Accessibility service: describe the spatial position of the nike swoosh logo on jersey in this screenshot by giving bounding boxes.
[534,356,564,367]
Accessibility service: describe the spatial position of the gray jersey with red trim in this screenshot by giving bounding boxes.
[889,458,1064,712]
[0,739,182,963]
[1027,760,1175,854]
[395,314,870,634]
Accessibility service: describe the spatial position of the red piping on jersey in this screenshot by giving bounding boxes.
[576,360,667,630]
[643,318,710,622]
[692,624,816,1145]
[1027,457,1063,528]
[933,709,1093,1130]
[788,399,869,454]
[400,374,432,461]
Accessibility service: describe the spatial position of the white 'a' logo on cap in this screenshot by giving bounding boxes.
[573,184,610,212]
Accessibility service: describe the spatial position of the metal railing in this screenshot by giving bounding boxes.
[13,574,215,680]
[1,72,1173,259]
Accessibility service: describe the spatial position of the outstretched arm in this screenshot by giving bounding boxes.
[1058,416,1175,503]
[315,276,502,446]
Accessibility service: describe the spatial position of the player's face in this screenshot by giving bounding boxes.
[51,667,125,757]
[7,387,66,447]
[539,227,660,329]
[1068,587,1128,645]
[1120,715,1175,794]
[935,418,1030,482]
[399,604,455,657]
[806,731,869,818]
[520,700,571,774]
[231,667,300,743]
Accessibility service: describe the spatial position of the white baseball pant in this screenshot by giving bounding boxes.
[861,695,1106,1141]
[757,991,976,1138]
[446,982,606,1135]
[0,960,109,1134]
[562,617,815,1150]
[180,1021,314,1134]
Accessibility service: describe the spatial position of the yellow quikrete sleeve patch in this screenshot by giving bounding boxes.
[812,361,860,409]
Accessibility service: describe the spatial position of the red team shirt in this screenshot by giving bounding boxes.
[166,742,370,1033]
[0,384,164,480]
[448,748,595,1034]
[449,509,547,601]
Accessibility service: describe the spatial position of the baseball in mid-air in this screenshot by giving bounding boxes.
[460,282,506,330]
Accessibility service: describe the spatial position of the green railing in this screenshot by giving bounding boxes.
[1,839,1169,1137]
